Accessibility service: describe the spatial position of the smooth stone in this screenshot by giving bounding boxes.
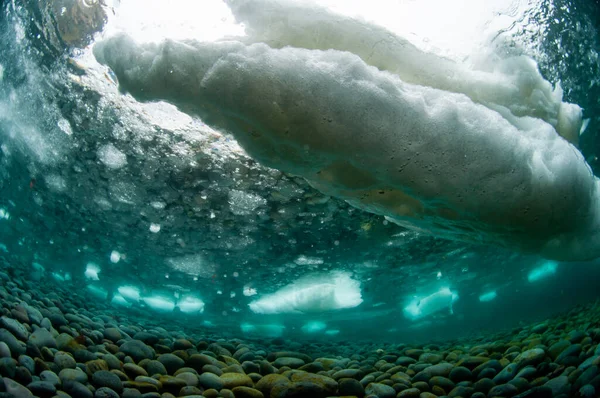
[29,328,57,349]
[332,368,363,380]
[580,384,596,398]
[255,373,290,395]
[145,360,167,376]
[0,328,26,356]
[488,383,519,397]
[198,372,224,390]
[544,375,570,395]
[132,332,159,345]
[124,363,148,377]
[272,357,305,369]
[512,386,553,398]
[92,370,123,393]
[176,371,199,387]
[95,386,120,398]
[514,349,545,370]
[0,342,10,358]
[494,363,519,384]
[0,357,16,378]
[3,377,34,398]
[231,386,265,398]
[157,353,185,374]
[220,372,253,389]
[365,382,396,398]
[63,380,94,398]
[120,340,155,362]
[179,385,203,395]
[59,367,89,384]
[515,366,537,380]
[289,372,337,394]
[103,354,121,370]
[187,354,220,370]
[556,344,581,364]
[27,380,57,396]
[412,363,454,382]
[449,366,472,382]
[103,328,122,342]
[18,355,34,374]
[339,377,365,396]
[397,387,421,397]
[55,352,77,369]
[40,370,61,386]
[429,376,455,392]
[395,356,417,366]
[0,316,29,341]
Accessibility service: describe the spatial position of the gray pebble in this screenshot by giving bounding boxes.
[0,328,26,356]
[95,386,120,398]
[198,372,224,390]
[120,340,155,362]
[29,328,57,349]
[62,380,94,398]
[59,367,88,384]
[55,351,77,369]
[0,357,16,378]
[27,380,57,396]
[157,353,185,374]
[92,370,123,393]
[0,342,10,358]
[364,382,396,398]
[3,377,34,398]
[0,316,29,341]
[40,370,61,386]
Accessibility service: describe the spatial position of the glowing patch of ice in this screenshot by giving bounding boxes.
[111,294,132,307]
[149,223,161,233]
[110,250,121,263]
[0,208,10,220]
[527,261,558,282]
[118,285,141,302]
[142,295,176,312]
[243,285,257,297]
[248,271,362,314]
[294,255,323,265]
[404,287,459,320]
[325,329,340,336]
[84,263,101,280]
[32,262,45,272]
[87,284,108,300]
[57,118,73,136]
[479,290,497,302]
[240,322,285,337]
[151,201,166,210]
[301,321,327,333]
[97,143,127,169]
[178,296,205,313]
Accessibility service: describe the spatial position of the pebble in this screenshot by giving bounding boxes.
[95,386,121,398]
[1,316,29,341]
[157,353,185,374]
[0,341,11,358]
[365,382,396,398]
[92,369,124,393]
[120,340,155,362]
[3,377,34,398]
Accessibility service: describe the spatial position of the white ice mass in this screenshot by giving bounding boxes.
[404,287,459,320]
[94,0,600,261]
[248,271,362,314]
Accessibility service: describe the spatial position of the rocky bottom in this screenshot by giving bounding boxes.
[0,271,599,398]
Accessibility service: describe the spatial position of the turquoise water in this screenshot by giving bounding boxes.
[0,0,599,344]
